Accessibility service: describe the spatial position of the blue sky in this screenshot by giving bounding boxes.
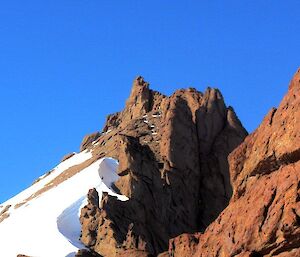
[0,1,299,203]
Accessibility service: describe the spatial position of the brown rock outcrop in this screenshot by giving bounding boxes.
[80,132,101,151]
[162,69,300,256]
[79,77,247,256]
[61,152,76,162]
[157,233,201,257]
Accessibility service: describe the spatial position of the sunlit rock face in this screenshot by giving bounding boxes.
[161,70,300,257]
[79,76,247,256]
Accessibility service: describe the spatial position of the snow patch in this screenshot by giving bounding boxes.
[0,157,127,257]
[152,114,161,118]
[104,129,112,134]
[1,150,92,218]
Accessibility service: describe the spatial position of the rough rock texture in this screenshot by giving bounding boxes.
[79,76,247,256]
[0,205,11,223]
[157,233,201,257]
[61,152,76,162]
[80,132,101,151]
[75,249,102,257]
[162,69,300,256]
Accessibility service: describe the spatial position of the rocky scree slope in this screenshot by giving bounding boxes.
[77,76,247,256]
[160,70,300,257]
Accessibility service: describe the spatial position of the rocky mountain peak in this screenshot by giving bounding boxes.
[124,76,153,120]
[78,77,248,256]
[126,76,150,107]
[162,69,300,257]
[100,77,166,133]
[289,68,300,90]
[5,69,299,257]
[77,71,300,257]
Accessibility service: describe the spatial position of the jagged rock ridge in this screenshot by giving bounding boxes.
[161,69,300,256]
[78,76,247,256]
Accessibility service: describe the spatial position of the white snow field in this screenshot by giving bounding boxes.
[0,151,127,257]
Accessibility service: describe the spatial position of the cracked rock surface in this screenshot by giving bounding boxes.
[79,76,247,256]
[162,70,300,256]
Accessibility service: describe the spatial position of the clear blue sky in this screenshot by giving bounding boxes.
[0,1,299,203]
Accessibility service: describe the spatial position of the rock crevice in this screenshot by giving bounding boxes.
[78,77,247,256]
[162,69,300,257]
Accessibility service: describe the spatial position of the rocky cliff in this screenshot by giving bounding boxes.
[77,76,248,256]
[77,69,300,257]
[160,70,300,256]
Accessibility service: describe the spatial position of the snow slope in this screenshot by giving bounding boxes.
[0,152,128,257]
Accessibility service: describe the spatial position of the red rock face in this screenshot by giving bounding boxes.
[79,77,247,256]
[163,70,300,256]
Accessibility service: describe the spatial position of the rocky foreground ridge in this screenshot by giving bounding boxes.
[160,70,300,257]
[76,70,299,257]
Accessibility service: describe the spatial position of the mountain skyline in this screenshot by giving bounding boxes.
[1,68,299,257]
[1,1,300,203]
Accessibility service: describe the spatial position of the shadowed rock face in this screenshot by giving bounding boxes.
[79,77,247,256]
[75,249,102,257]
[162,70,300,257]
